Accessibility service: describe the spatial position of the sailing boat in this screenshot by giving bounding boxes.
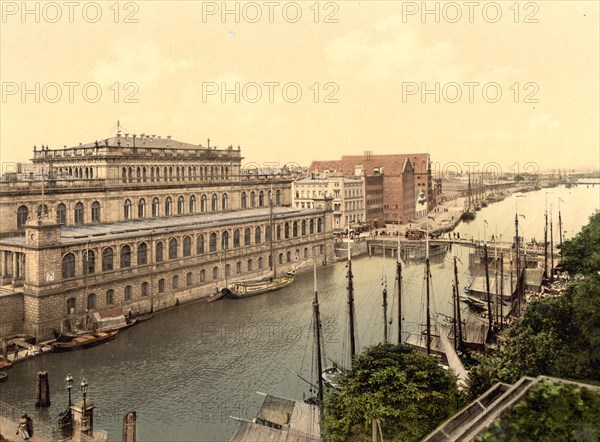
[322,231,357,389]
[461,173,476,220]
[226,190,295,298]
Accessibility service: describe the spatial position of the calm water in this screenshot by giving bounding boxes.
[1,185,598,441]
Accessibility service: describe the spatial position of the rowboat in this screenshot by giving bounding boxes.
[51,330,118,353]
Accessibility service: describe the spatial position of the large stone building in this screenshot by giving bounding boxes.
[310,154,422,225]
[292,174,365,232]
[0,133,333,340]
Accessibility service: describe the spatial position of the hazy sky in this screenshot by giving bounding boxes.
[1,1,598,175]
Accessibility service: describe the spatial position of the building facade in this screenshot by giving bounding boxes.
[310,154,420,225]
[292,175,365,232]
[0,133,333,340]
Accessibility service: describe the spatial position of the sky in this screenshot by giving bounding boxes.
[1,1,599,175]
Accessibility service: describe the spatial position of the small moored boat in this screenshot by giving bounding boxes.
[52,331,118,353]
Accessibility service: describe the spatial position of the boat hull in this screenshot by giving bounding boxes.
[229,275,294,298]
[51,331,118,353]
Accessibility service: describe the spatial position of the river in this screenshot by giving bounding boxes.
[1,185,598,441]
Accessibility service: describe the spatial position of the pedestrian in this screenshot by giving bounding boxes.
[16,414,33,440]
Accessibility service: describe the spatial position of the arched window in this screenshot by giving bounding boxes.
[189,195,196,213]
[301,220,307,235]
[255,226,262,244]
[293,221,298,237]
[222,193,228,210]
[62,253,76,278]
[278,253,284,264]
[106,290,114,305]
[168,238,178,260]
[128,167,133,182]
[236,261,242,274]
[17,205,29,229]
[183,236,192,257]
[56,203,66,224]
[244,228,251,246]
[122,167,127,183]
[225,264,231,277]
[247,259,253,271]
[136,167,141,182]
[159,279,165,293]
[120,245,131,268]
[178,196,185,215]
[277,225,282,240]
[241,192,247,209]
[233,229,241,248]
[141,282,149,296]
[150,167,155,181]
[212,266,219,280]
[287,251,292,262]
[102,248,114,271]
[276,189,281,205]
[211,194,218,211]
[137,199,146,218]
[36,204,48,219]
[201,195,207,212]
[83,250,95,275]
[221,231,229,250]
[304,247,309,258]
[91,201,101,222]
[250,191,256,208]
[156,242,164,262]
[284,222,290,239]
[152,198,159,217]
[258,257,263,269]
[268,254,273,270]
[259,191,265,207]
[172,275,179,289]
[199,269,206,282]
[74,202,84,224]
[187,272,193,286]
[87,294,96,310]
[137,242,148,265]
[310,219,315,234]
[124,285,132,301]
[196,235,205,254]
[67,297,76,314]
[124,199,132,220]
[209,233,217,252]
[318,217,323,233]
[165,197,173,215]
[266,225,272,242]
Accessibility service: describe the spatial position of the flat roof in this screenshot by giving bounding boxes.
[0,207,326,247]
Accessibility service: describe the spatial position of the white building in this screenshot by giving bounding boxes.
[293,174,365,232]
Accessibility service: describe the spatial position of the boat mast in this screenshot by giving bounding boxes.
[544,206,548,279]
[453,256,463,350]
[313,261,324,420]
[484,244,493,337]
[550,205,554,282]
[499,252,504,329]
[347,233,357,361]
[425,223,431,355]
[515,213,521,314]
[382,245,388,344]
[558,199,563,249]
[396,239,403,345]
[467,173,472,210]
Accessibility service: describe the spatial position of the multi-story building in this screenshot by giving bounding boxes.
[310,153,421,225]
[292,174,365,232]
[0,132,333,340]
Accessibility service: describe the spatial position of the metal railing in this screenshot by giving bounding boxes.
[0,400,58,441]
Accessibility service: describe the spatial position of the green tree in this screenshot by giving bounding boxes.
[476,380,600,441]
[324,344,463,442]
[560,211,600,275]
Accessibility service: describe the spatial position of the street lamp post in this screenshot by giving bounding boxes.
[66,374,73,409]
[80,379,88,432]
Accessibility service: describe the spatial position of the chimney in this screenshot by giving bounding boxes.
[166,135,171,140]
